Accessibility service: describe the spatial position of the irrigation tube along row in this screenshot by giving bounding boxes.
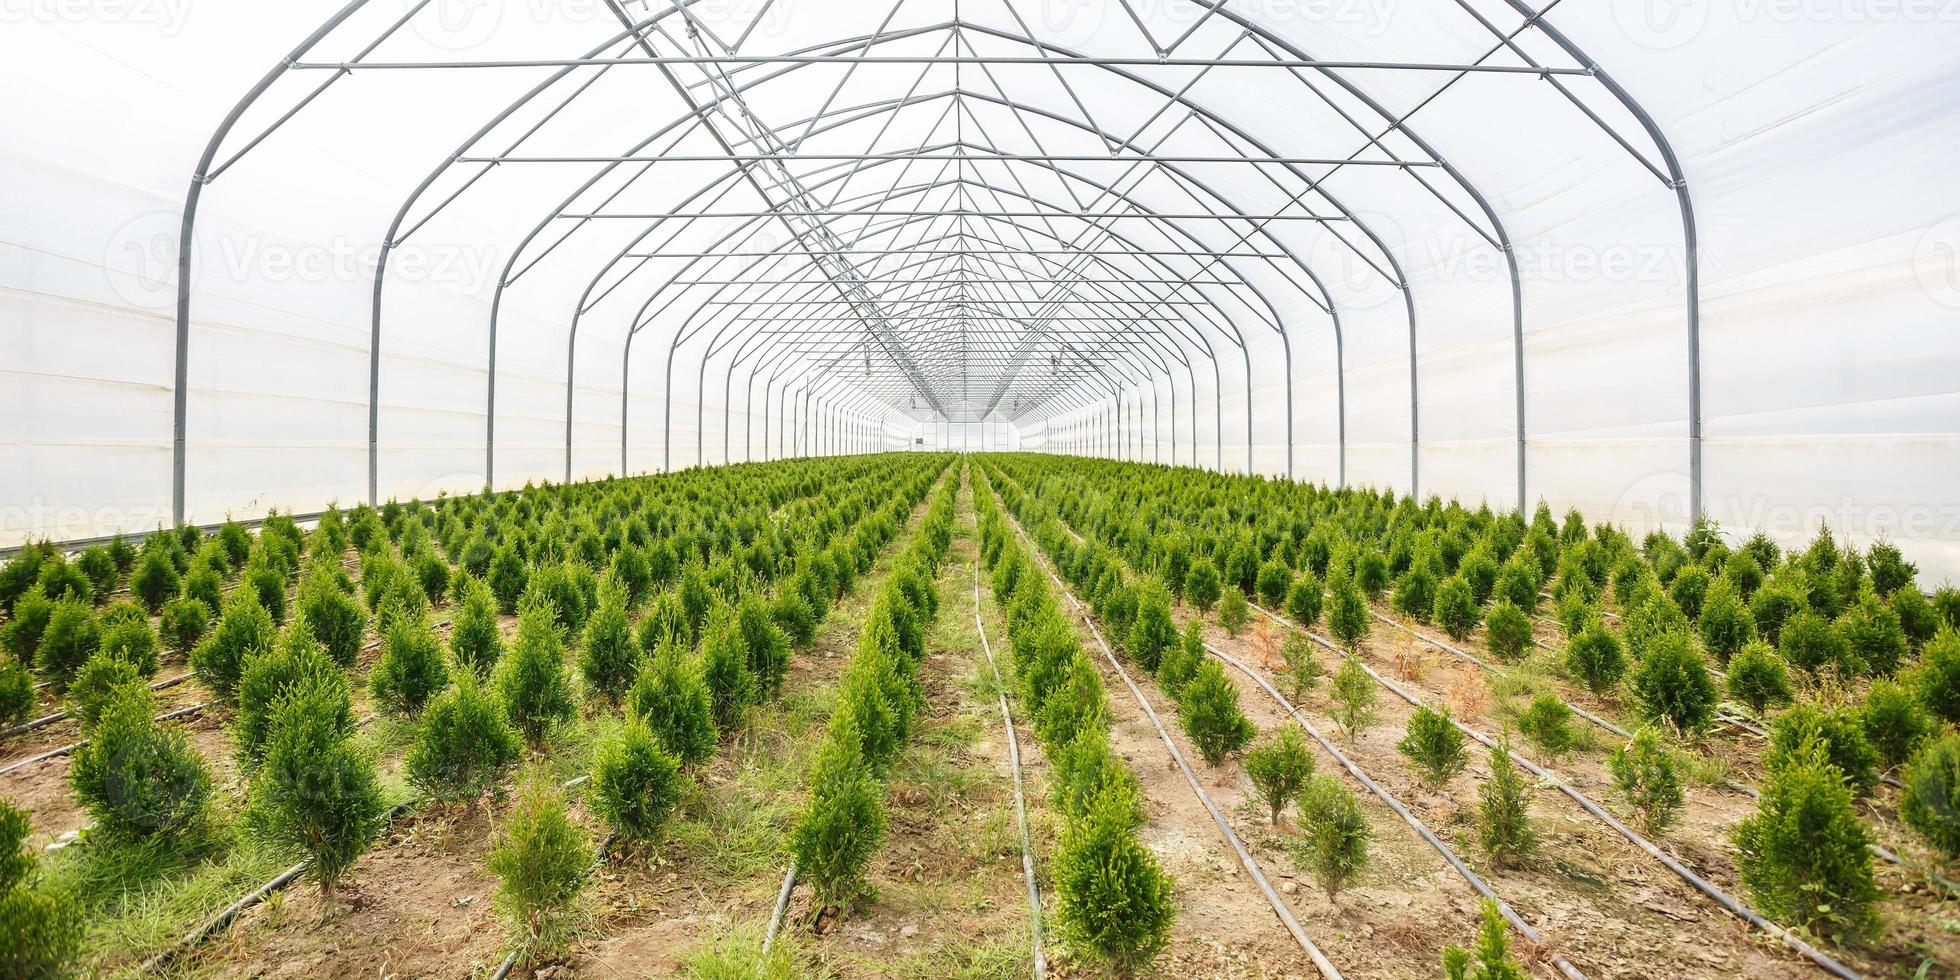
[1254,604,1864,980]
[1199,640,1589,980]
[972,562,1049,979]
[1390,604,1940,889]
[0,702,211,779]
[991,491,1343,980]
[2,672,193,739]
[986,468,1586,979]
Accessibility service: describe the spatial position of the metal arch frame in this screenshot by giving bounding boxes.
[553,99,1305,476]
[168,0,1705,524]
[479,36,1343,484]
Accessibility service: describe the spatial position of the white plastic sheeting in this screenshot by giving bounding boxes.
[2,0,1957,583]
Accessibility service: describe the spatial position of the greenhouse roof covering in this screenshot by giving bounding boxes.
[3,0,1957,576]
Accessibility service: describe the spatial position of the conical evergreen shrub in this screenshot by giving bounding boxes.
[406,672,522,802]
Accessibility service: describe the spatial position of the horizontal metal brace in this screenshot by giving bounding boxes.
[291,56,1593,74]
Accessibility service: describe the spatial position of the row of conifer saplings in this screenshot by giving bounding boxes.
[982,459,1545,979]
[988,452,1959,951]
[0,455,947,975]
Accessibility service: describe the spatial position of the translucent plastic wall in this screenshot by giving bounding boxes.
[2,0,1956,584]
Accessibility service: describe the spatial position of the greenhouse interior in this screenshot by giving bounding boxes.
[2,0,1958,976]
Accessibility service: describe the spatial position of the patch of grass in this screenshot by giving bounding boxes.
[679,920,825,979]
[41,810,291,971]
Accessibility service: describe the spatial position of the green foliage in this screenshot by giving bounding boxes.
[579,586,637,707]
[1154,619,1203,697]
[159,596,212,655]
[1127,584,1178,673]
[233,626,351,765]
[737,594,791,700]
[1326,573,1370,652]
[1910,630,1960,726]
[1,587,54,661]
[1901,733,1960,858]
[1733,739,1880,941]
[68,650,141,729]
[0,799,81,979]
[71,684,211,839]
[1482,600,1531,663]
[1397,705,1468,787]
[1294,774,1370,903]
[591,718,685,842]
[76,546,118,598]
[191,590,276,699]
[1725,641,1794,716]
[0,657,34,729]
[1862,679,1930,770]
[449,575,504,677]
[1893,586,1940,650]
[35,599,99,690]
[1051,781,1175,977]
[628,642,717,767]
[1629,633,1718,735]
[406,672,522,802]
[1284,572,1324,628]
[1217,587,1250,636]
[1476,732,1537,868]
[698,606,755,731]
[1354,549,1392,600]
[1607,727,1684,835]
[1328,653,1377,742]
[298,568,366,668]
[246,680,385,909]
[1778,609,1857,676]
[1278,632,1324,702]
[1433,575,1479,642]
[1183,558,1222,613]
[486,544,528,614]
[489,777,592,957]
[788,731,886,913]
[1038,654,1109,749]
[1839,591,1907,677]
[1696,578,1755,663]
[1515,694,1574,758]
[1244,726,1315,823]
[497,603,576,747]
[1767,704,1880,799]
[98,614,159,677]
[370,607,449,716]
[1049,726,1144,828]
[1177,658,1254,766]
[1442,899,1527,980]
[1255,559,1293,608]
[1392,566,1437,622]
[130,548,182,614]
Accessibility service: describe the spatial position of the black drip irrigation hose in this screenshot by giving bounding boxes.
[997,505,1343,980]
[972,565,1048,979]
[0,702,211,777]
[997,490,1583,978]
[3,672,193,739]
[762,859,797,957]
[149,772,594,975]
[1200,640,1589,980]
[140,798,418,973]
[1258,604,1864,980]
